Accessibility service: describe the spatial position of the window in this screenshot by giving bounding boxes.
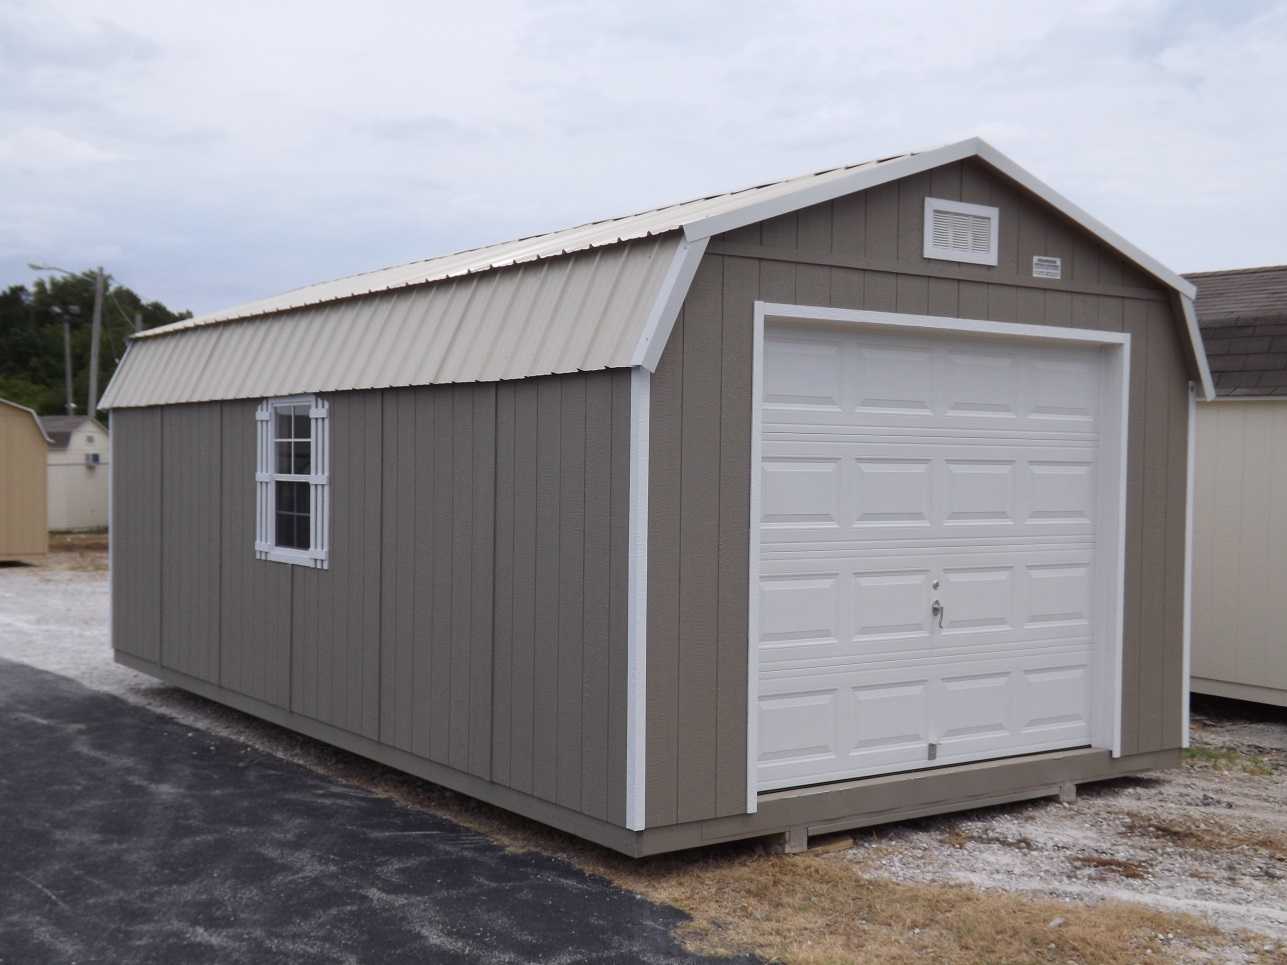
[255,395,329,568]
[922,197,999,266]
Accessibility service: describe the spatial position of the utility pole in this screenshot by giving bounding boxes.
[53,306,77,415]
[87,266,104,421]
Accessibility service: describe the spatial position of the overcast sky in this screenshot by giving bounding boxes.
[2,0,1285,316]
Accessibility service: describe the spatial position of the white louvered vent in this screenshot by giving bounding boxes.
[923,197,999,266]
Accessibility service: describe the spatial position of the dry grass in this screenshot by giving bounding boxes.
[42,535,109,572]
[1070,855,1150,880]
[1127,815,1287,860]
[596,848,1227,964]
[49,531,109,553]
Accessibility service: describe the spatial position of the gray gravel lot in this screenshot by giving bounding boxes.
[3,555,1287,952]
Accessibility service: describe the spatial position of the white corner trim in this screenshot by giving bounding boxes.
[1179,294,1216,401]
[1108,336,1132,757]
[1182,381,1196,748]
[631,237,708,372]
[107,413,114,649]
[746,302,767,815]
[625,366,651,830]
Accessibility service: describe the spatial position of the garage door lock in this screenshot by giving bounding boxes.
[928,742,938,761]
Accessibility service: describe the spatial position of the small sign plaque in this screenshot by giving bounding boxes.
[1033,255,1063,280]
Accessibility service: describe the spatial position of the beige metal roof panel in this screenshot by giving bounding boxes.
[99,234,683,408]
[101,136,1207,408]
[132,155,893,342]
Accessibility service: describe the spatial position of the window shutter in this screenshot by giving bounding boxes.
[309,398,330,570]
[254,401,272,560]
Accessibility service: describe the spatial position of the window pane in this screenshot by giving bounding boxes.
[293,411,311,441]
[276,410,293,441]
[277,479,309,514]
[276,440,292,474]
[292,439,312,475]
[295,512,310,552]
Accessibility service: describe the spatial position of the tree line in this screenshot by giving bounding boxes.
[0,271,191,418]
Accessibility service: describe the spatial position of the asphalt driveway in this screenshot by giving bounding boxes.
[0,658,742,964]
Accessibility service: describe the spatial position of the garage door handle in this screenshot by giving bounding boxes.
[931,599,944,629]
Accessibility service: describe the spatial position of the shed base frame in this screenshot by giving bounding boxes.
[116,651,1180,858]
[1192,676,1287,710]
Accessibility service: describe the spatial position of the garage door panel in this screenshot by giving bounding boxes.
[942,348,1022,420]
[757,322,1110,792]
[853,339,936,415]
[762,328,1104,435]
[757,442,1097,542]
[852,458,933,528]
[943,460,1016,525]
[763,331,844,411]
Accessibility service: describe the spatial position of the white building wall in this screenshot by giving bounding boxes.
[1191,400,1287,707]
[47,422,110,531]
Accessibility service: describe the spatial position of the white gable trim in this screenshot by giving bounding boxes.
[683,138,1198,303]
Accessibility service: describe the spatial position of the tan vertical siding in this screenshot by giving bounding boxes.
[160,404,221,683]
[111,407,161,660]
[646,158,1193,829]
[0,404,48,560]
[112,371,632,828]
[220,400,290,707]
[1192,401,1287,701]
[293,391,383,736]
[490,369,630,822]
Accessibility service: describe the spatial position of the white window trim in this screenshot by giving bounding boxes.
[923,196,1000,266]
[256,394,330,569]
[746,302,1130,814]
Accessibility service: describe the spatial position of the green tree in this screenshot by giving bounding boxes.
[0,272,191,419]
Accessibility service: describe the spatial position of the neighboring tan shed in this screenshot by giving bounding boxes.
[38,415,110,532]
[100,138,1210,856]
[1187,265,1287,708]
[0,398,50,562]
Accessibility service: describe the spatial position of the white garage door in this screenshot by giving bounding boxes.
[755,320,1113,792]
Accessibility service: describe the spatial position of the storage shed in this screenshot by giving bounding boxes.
[100,138,1211,855]
[0,398,50,563]
[1188,265,1287,708]
[39,415,110,532]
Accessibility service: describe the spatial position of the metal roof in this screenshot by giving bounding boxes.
[134,157,899,340]
[0,399,53,444]
[101,233,684,408]
[101,137,1210,408]
[1186,265,1287,398]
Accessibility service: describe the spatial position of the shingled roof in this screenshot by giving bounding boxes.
[1186,265,1287,397]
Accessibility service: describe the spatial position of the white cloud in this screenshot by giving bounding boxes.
[1,0,1284,313]
[0,126,122,169]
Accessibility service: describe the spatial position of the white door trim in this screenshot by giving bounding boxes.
[746,302,1131,813]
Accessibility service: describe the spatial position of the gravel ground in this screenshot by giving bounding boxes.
[4,554,1287,953]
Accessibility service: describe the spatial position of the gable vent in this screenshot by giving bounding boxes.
[923,197,999,266]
